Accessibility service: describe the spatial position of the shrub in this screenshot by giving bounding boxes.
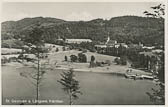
[70,55,78,62]
[56,48,59,52]
[65,56,68,61]
[1,57,8,65]
[78,53,87,63]
[114,56,127,65]
[114,57,121,65]
[62,46,66,51]
[91,55,95,62]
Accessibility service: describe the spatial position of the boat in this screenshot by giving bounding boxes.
[125,73,146,80]
[134,74,144,80]
[124,73,136,79]
[141,75,154,80]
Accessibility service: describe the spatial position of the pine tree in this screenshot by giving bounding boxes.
[144,4,165,105]
[18,24,47,105]
[58,68,82,105]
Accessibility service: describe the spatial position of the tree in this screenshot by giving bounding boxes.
[58,68,82,105]
[144,4,165,105]
[1,56,8,65]
[143,4,165,18]
[65,55,68,61]
[70,55,78,62]
[18,25,47,105]
[114,57,120,65]
[78,53,87,63]
[62,46,66,51]
[56,48,59,52]
[91,55,95,62]
[90,55,96,68]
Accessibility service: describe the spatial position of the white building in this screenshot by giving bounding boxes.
[65,39,92,44]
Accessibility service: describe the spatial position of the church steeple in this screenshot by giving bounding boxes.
[106,36,110,45]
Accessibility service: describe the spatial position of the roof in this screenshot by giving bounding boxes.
[95,45,107,48]
[66,39,92,42]
[152,49,163,53]
[142,46,155,49]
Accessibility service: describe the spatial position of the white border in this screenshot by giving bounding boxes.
[0,0,167,107]
[0,0,166,2]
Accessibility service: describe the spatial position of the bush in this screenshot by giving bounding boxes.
[62,47,66,51]
[78,53,87,63]
[1,57,8,65]
[70,55,78,62]
[114,56,127,65]
[65,56,68,61]
[56,48,59,52]
[91,55,95,62]
[114,57,120,65]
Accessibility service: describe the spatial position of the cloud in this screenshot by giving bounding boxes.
[65,11,95,21]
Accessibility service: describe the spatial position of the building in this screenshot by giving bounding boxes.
[106,40,117,47]
[142,46,155,50]
[57,38,92,44]
[105,36,117,47]
[114,43,128,48]
[95,36,129,54]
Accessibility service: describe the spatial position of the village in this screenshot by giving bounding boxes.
[1,36,163,81]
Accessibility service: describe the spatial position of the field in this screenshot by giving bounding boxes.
[46,50,152,75]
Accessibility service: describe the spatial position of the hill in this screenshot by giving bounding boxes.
[1,16,164,48]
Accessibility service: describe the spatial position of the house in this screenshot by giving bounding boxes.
[152,49,163,53]
[57,38,92,44]
[142,46,155,50]
[94,45,107,53]
[114,43,128,48]
[106,40,117,47]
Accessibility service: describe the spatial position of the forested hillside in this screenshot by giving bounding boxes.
[1,16,164,48]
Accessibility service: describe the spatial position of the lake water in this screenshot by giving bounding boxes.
[2,66,156,105]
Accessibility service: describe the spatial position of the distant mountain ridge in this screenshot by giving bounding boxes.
[1,16,164,46]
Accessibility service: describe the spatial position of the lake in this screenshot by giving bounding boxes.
[2,66,156,105]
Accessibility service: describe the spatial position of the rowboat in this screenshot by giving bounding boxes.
[125,73,153,80]
[124,73,136,79]
[141,75,154,80]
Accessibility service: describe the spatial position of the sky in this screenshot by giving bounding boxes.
[1,2,163,22]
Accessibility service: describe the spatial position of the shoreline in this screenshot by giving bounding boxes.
[3,62,152,77]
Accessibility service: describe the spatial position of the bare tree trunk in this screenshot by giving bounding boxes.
[69,89,73,105]
[36,52,40,105]
[69,93,72,105]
